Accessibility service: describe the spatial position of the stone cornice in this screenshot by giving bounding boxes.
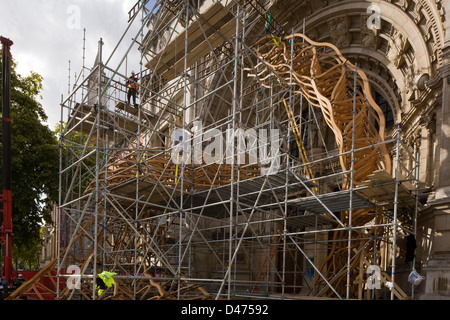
[426,196,450,210]
[439,63,450,79]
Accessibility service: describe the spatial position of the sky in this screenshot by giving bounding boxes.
[0,0,155,130]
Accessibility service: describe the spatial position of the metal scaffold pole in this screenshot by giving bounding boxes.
[92,37,103,300]
[346,63,357,300]
[391,123,402,300]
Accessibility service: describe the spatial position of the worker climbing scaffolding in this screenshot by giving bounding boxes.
[127,71,139,108]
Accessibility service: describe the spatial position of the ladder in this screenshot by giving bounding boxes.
[283,100,317,193]
[128,0,150,23]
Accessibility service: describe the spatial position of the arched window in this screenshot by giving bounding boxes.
[375,91,394,130]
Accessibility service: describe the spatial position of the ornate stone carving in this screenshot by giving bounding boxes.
[328,16,351,48]
[410,1,424,23]
[412,126,422,150]
[386,27,407,67]
[405,62,418,96]
[395,0,411,10]
[426,112,436,134]
[360,15,379,50]
[415,73,430,90]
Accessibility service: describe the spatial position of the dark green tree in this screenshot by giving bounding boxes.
[1,55,59,270]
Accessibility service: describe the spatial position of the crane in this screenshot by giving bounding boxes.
[1,35,14,290]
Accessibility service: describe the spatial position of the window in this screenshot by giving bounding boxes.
[375,91,394,130]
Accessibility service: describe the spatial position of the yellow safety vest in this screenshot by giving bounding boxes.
[97,271,116,295]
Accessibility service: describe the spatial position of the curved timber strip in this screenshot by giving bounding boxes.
[247,33,391,186]
[247,33,392,297]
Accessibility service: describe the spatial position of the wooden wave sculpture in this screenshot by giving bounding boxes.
[247,33,392,297]
[247,33,391,186]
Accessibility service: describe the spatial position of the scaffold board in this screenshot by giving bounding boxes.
[285,213,337,229]
[290,190,373,215]
[66,103,147,139]
[115,101,139,115]
[358,169,416,209]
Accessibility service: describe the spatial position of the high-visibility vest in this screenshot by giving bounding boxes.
[97,271,116,295]
[128,77,137,89]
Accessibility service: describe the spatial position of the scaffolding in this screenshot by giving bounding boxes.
[8,0,421,301]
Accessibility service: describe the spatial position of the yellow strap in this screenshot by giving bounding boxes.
[271,34,279,47]
[136,152,147,178]
[283,100,317,194]
[175,154,179,184]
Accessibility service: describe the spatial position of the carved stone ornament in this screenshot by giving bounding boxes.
[328,16,352,48]
[386,27,406,67]
[360,15,379,50]
[405,62,418,95]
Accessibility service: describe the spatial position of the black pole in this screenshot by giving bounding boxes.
[1,36,13,286]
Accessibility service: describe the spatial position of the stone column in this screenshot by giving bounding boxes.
[425,118,436,189]
[435,57,450,198]
[436,0,450,191]
[419,44,450,299]
[418,117,434,189]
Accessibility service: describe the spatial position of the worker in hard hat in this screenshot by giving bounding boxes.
[14,274,25,288]
[126,71,138,108]
[96,271,118,297]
